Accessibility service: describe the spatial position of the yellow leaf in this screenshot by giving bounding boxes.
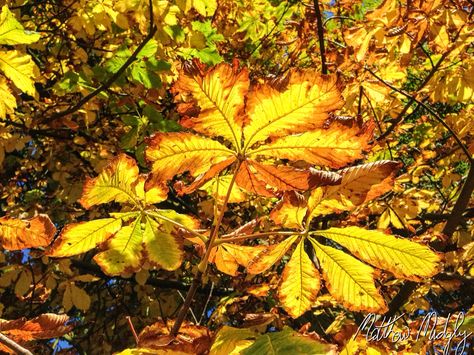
[0,214,56,251]
[172,60,248,149]
[248,121,374,169]
[94,218,144,276]
[0,77,16,118]
[47,218,123,257]
[135,175,168,205]
[145,132,235,182]
[200,174,247,203]
[244,71,344,149]
[80,154,141,209]
[210,326,255,355]
[270,192,307,229]
[143,216,183,271]
[278,239,320,318]
[315,227,440,279]
[309,160,400,217]
[14,269,32,297]
[0,6,40,45]
[247,235,298,274]
[309,237,387,313]
[70,283,91,311]
[0,50,38,96]
[192,0,217,17]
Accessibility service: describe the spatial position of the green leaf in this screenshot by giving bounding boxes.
[242,327,333,355]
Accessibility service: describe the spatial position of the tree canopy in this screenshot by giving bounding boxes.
[0,0,473,353]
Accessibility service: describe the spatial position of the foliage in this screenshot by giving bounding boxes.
[0,0,473,353]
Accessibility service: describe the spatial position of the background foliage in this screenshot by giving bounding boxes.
[0,0,473,353]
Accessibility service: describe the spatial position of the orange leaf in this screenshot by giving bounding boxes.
[175,157,236,195]
[0,314,72,347]
[235,160,273,197]
[0,215,56,250]
[270,192,308,229]
[213,243,266,276]
[247,235,298,274]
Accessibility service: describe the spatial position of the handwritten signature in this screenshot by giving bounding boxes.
[354,312,472,354]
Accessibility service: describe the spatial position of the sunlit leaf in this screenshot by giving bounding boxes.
[47,218,122,257]
[0,6,40,45]
[315,227,440,279]
[145,132,235,182]
[247,235,298,274]
[244,71,344,149]
[210,326,255,355]
[308,237,387,313]
[94,217,144,276]
[278,239,320,318]
[172,60,248,149]
[248,122,375,169]
[0,50,38,96]
[80,154,142,209]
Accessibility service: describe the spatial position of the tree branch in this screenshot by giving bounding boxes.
[0,333,33,355]
[312,0,327,74]
[366,67,472,162]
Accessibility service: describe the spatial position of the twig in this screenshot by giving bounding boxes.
[170,161,242,337]
[198,282,214,325]
[312,0,327,74]
[0,333,33,355]
[39,0,157,124]
[126,316,139,345]
[366,67,472,162]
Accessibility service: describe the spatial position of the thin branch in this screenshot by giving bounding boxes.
[198,282,214,325]
[312,0,327,74]
[366,67,472,162]
[126,316,139,345]
[0,333,33,355]
[39,0,157,124]
[170,161,242,337]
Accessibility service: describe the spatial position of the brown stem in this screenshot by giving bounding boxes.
[170,161,242,337]
[312,0,327,74]
[39,0,157,124]
[0,333,33,355]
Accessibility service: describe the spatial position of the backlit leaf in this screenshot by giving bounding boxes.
[0,313,72,342]
[243,71,344,149]
[210,326,255,355]
[0,50,38,96]
[248,121,375,169]
[308,237,387,313]
[0,6,40,45]
[247,235,298,274]
[315,227,440,279]
[309,160,400,216]
[278,239,320,318]
[172,60,248,148]
[270,192,307,229]
[145,132,235,182]
[0,77,16,118]
[241,327,334,355]
[143,216,183,271]
[0,214,56,250]
[47,218,122,257]
[80,154,141,209]
[94,217,144,276]
[213,243,265,276]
